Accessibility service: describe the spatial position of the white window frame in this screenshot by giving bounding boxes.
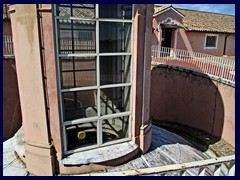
[204,33,218,49]
[54,4,134,155]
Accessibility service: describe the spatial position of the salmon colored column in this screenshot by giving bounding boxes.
[9,4,55,175]
[132,4,153,153]
[37,4,63,173]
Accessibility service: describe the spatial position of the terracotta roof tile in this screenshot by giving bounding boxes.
[58,4,95,25]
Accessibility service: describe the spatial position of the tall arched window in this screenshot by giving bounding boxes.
[54,4,133,154]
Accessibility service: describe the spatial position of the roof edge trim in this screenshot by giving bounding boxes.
[154,7,185,18]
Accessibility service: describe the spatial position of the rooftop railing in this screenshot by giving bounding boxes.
[151,46,235,85]
[60,39,95,54]
[3,35,14,58]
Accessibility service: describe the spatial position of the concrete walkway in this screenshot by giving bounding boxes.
[3,135,28,176]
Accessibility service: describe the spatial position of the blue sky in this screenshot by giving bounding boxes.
[156,4,235,15]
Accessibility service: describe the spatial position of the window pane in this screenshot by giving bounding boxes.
[60,57,97,89]
[63,90,97,121]
[55,4,133,152]
[57,4,95,18]
[66,121,97,150]
[99,22,132,53]
[99,4,132,19]
[58,20,96,54]
[100,56,131,85]
[206,36,217,47]
[102,116,129,143]
[100,86,130,116]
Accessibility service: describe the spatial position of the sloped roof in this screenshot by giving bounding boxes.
[154,5,235,33]
[154,4,185,18]
[154,4,173,14]
[58,4,95,25]
[58,4,95,19]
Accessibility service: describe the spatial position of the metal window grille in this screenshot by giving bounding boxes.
[206,35,217,47]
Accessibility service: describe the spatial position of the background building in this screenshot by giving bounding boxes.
[152,4,235,57]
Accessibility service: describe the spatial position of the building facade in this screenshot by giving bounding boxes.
[8,4,153,175]
[152,5,235,57]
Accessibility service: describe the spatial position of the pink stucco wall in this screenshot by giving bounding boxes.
[177,31,235,56]
[3,60,22,141]
[152,8,183,48]
[152,20,159,46]
[150,65,235,147]
[3,20,12,36]
[225,34,235,56]
[154,8,183,25]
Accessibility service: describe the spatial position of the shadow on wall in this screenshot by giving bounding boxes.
[150,63,234,148]
[3,59,22,141]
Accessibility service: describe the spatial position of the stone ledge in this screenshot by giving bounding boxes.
[62,141,138,166]
[152,63,235,87]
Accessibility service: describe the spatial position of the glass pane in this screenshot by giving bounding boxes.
[63,90,97,121]
[66,121,97,150]
[58,20,96,54]
[60,57,97,89]
[100,86,130,116]
[99,4,132,19]
[57,4,95,18]
[206,36,217,47]
[100,56,131,85]
[99,22,132,53]
[102,116,129,143]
